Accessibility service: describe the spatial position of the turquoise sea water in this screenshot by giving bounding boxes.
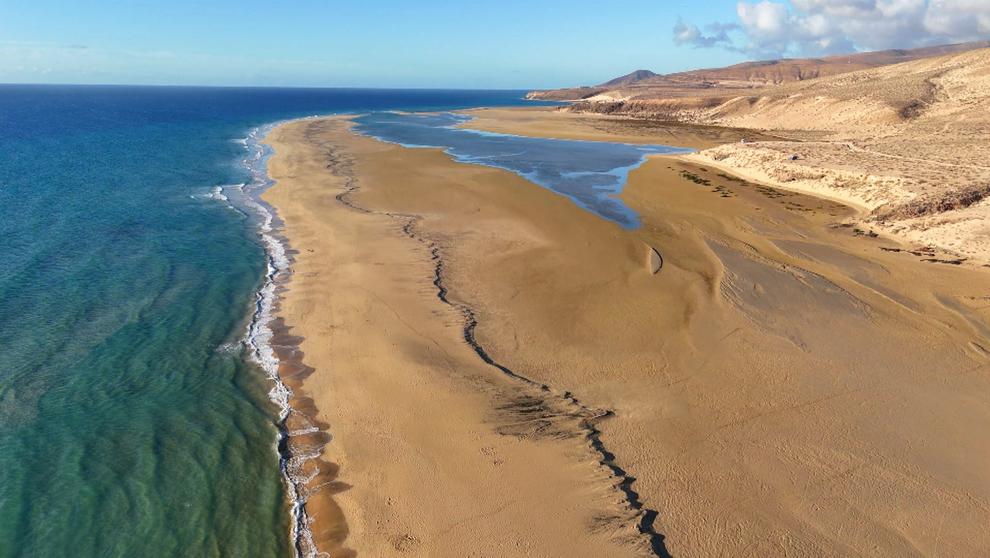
[0,86,544,558]
[0,86,683,557]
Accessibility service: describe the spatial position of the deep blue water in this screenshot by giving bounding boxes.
[0,85,683,557]
[354,112,689,228]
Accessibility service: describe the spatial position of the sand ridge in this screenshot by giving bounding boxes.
[458,106,779,150]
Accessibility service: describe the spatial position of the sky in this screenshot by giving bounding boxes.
[1,0,988,88]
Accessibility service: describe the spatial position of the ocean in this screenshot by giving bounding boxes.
[0,86,547,558]
[0,85,690,557]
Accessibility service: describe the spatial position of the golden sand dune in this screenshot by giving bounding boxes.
[516,48,990,266]
[684,49,990,264]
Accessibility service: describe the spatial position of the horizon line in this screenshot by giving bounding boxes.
[0,82,539,91]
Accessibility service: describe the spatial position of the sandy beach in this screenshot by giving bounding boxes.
[263,113,990,556]
[263,118,651,557]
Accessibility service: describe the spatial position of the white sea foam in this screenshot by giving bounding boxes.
[235,120,324,558]
[209,186,229,202]
[289,425,321,437]
[215,341,241,355]
[190,185,239,207]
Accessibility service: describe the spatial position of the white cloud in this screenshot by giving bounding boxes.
[673,19,738,48]
[676,0,990,58]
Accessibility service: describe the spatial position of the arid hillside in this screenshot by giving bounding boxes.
[530,41,990,101]
[679,48,990,265]
[596,47,989,132]
[531,44,990,265]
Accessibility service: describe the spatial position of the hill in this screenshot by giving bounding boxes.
[526,43,990,264]
[528,41,990,101]
[677,47,990,264]
[601,69,658,87]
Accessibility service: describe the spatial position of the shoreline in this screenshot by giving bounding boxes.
[238,120,329,558]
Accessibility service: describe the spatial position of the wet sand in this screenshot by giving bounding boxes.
[263,115,990,556]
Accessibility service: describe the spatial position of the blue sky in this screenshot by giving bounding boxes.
[0,0,744,87]
[2,1,987,88]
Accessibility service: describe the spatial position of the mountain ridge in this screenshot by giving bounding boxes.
[529,40,990,101]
